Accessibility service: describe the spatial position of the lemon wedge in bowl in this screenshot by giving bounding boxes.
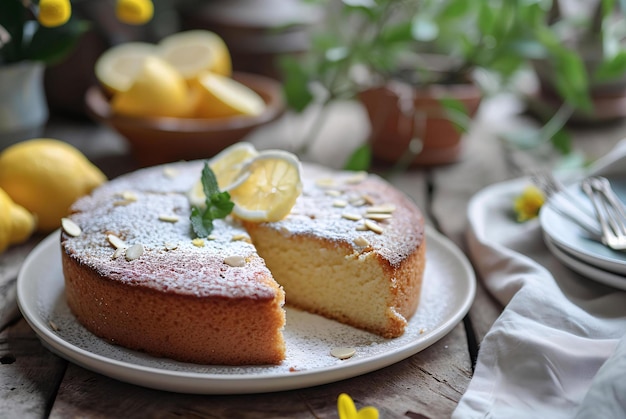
[194,72,266,119]
[94,42,157,94]
[110,56,196,118]
[229,150,303,223]
[158,29,232,80]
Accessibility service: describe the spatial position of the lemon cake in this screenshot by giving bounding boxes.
[60,160,425,365]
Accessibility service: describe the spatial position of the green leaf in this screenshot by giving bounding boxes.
[439,0,471,20]
[190,206,213,238]
[594,51,626,81]
[551,128,572,155]
[343,144,372,171]
[551,50,593,112]
[190,163,235,238]
[24,17,90,65]
[278,56,314,112]
[477,1,496,36]
[379,21,414,44]
[439,97,471,133]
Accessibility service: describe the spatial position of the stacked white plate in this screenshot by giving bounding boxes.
[539,175,626,290]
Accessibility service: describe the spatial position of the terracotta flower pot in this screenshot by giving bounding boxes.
[359,81,482,166]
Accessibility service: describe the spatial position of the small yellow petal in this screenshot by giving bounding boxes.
[116,0,154,25]
[338,393,358,419]
[357,406,379,419]
[513,185,545,222]
[38,0,71,28]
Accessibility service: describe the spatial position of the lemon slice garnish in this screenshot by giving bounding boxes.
[94,42,157,94]
[194,72,266,119]
[158,30,232,80]
[229,150,303,222]
[187,142,259,207]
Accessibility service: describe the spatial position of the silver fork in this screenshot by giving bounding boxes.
[581,176,626,251]
[530,169,602,240]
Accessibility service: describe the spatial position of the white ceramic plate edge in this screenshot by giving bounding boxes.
[544,234,626,291]
[17,226,475,394]
[539,177,626,275]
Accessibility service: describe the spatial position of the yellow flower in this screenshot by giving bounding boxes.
[38,0,71,28]
[116,0,154,25]
[337,393,379,419]
[513,185,545,222]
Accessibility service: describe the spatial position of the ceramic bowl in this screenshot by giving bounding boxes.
[85,72,285,167]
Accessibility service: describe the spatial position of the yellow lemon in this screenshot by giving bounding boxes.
[0,139,107,233]
[195,72,266,119]
[229,150,303,222]
[158,30,232,80]
[111,55,196,118]
[0,188,37,252]
[95,42,157,94]
[187,142,259,207]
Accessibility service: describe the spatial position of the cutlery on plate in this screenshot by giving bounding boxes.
[581,176,626,251]
[531,170,602,240]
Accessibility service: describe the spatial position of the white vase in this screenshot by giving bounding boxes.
[0,61,49,149]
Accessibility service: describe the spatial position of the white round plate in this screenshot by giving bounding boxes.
[17,225,475,395]
[544,235,626,291]
[539,175,626,275]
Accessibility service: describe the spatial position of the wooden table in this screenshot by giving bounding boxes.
[2,94,625,418]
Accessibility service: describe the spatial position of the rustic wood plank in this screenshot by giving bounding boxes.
[0,318,67,418]
[48,324,470,419]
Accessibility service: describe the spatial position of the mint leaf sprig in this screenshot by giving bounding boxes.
[190,162,235,237]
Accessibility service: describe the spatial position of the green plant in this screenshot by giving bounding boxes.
[280,0,555,169]
[504,0,626,155]
[280,0,626,170]
[0,0,154,67]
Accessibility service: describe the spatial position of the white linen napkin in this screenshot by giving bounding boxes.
[452,140,626,418]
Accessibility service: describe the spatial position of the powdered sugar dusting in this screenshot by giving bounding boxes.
[62,162,273,299]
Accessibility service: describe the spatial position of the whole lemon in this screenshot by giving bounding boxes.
[0,188,36,252]
[0,139,107,232]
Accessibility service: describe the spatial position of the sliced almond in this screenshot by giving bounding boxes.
[341,212,362,221]
[107,234,127,249]
[355,223,368,231]
[353,236,370,247]
[365,213,392,221]
[366,204,396,214]
[343,171,367,184]
[231,233,251,242]
[162,167,178,178]
[325,190,342,197]
[364,219,384,234]
[224,255,246,267]
[164,242,178,251]
[125,243,144,261]
[158,214,180,223]
[332,199,348,208]
[61,218,82,237]
[330,347,356,360]
[361,194,376,205]
[315,178,336,188]
[112,247,126,259]
[121,191,138,201]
